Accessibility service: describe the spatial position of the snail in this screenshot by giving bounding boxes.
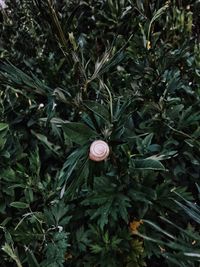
[89,140,109,162]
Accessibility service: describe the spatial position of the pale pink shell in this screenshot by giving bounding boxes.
[89,140,109,162]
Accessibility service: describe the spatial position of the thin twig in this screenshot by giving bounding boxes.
[47,0,69,56]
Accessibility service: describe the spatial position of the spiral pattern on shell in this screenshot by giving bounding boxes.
[89,140,109,162]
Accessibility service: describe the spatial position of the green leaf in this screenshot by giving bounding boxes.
[183,253,200,258]
[41,232,69,267]
[174,199,200,224]
[133,158,165,171]
[65,159,89,199]
[0,123,8,132]
[44,201,71,227]
[2,243,23,267]
[90,50,125,81]
[62,122,97,145]
[90,244,102,254]
[0,122,9,150]
[84,100,110,121]
[0,60,51,95]
[59,146,89,198]
[76,227,90,252]
[83,190,131,230]
[1,168,16,182]
[10,202,29,209]
[59,147,87,183]
[143,219,175,240]
[147,3,169,44]
[31,130,60,155]
[142,133,154,147]
[26,249,40,267]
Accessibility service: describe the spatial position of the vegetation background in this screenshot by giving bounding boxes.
[0,0,200,266]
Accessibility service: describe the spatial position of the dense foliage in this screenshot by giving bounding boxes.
[0,0,200,266]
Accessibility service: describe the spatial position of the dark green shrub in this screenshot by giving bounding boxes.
[0,1,200,266]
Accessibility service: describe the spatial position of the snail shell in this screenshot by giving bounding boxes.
[89,140,109,162]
